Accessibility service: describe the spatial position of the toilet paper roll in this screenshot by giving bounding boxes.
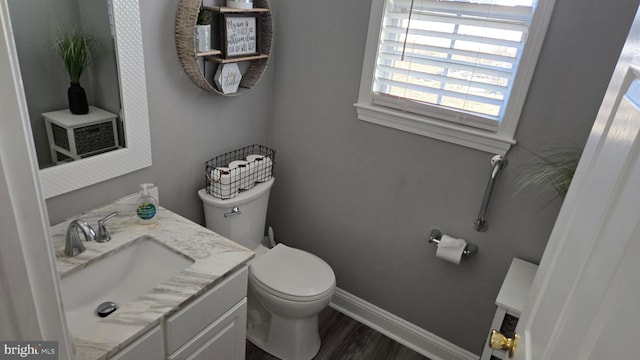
[210,167,240,199]
[211,167,232,185]
[229,160,254,190]
[228,160,248,169]
[436,235,467,265]
[246,155,273,182]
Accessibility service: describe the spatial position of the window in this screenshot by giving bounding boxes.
[355,0,556,154]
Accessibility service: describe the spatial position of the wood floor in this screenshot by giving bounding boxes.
[246,307,429,360]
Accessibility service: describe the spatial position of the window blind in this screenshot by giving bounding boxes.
[372,0,534,131]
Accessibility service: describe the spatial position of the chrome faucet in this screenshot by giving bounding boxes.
[96,212,118,243]
[64,219,96,256]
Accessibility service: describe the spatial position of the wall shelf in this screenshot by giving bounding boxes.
[196,49,222,57]
[205,53,269,64]
[175,0,273,96]
[204,6,270,13]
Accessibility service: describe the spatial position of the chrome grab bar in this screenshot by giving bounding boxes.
[474,155,508,232]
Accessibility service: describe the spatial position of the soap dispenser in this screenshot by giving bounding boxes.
[136,183,158,224]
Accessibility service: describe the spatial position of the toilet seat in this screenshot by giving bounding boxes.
[250,244,335,302]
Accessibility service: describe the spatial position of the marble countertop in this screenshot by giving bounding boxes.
[50,191,254,359]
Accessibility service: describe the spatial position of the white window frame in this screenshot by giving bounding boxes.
[355,0,557,154]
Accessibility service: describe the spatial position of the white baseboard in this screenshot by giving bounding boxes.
[329,288,479,360]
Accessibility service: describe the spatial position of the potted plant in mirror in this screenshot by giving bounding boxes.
[196,4,211,53]
[55,30,95,115]
[516,145,583,201]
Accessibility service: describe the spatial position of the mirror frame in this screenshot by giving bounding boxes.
[3,0,151,199]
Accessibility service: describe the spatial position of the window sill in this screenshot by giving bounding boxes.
[354,102,515,155]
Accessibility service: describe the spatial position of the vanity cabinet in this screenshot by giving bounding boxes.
[109,266,248,360]
[166,266,248,360]
[168,300,247,360]
[111,325,164,360]
[175,0,272,96]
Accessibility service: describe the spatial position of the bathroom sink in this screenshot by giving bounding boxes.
[60,236,194,334]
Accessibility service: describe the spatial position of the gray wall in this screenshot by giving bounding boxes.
[46,0,273,224]
[266,0,640,355]
[41,0,640,356]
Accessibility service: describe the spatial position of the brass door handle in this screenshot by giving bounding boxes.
[489,329,518,358]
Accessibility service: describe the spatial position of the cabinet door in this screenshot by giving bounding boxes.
[111,325,164,360]
[166,266,248,353]
[169,299,247,360]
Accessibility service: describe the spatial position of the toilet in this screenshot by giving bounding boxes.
[198,178,336,360]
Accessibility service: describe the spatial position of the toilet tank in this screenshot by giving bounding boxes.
[198,178,274,250]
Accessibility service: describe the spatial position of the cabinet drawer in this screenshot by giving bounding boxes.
[168,299,247,360]
[111,324,163,360]
[166,266,248,353]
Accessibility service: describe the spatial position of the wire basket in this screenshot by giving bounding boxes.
[204,144,275,199]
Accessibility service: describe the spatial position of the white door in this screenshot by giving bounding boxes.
[512,5,640,360]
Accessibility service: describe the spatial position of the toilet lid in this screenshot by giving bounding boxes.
[250,244,335,301]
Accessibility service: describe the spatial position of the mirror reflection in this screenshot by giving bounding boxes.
[8,0,123,169]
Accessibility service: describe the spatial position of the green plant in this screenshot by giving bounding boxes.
[55,30,96,84]
[197,5,211,25]
[516,146,583,200]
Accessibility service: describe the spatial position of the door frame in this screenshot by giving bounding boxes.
[514,4,640,359]
[0,3,72,358]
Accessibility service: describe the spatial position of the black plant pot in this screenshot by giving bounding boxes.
[68,82,89,115]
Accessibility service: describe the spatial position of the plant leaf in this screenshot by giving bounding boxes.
[515,145,582,200]
[55,30,96,83]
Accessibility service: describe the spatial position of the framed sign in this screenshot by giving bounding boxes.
[222,14,260,58]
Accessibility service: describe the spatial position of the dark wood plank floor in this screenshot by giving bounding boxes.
[246,307,429,360]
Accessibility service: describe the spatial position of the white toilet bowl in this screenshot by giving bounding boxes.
[198,177,336,360]
[247,244,336,360]
[247,243,335,360]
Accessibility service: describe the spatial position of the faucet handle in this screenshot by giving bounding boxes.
[96,212,118,243]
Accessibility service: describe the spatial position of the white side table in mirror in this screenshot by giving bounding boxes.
[43,106,119,165]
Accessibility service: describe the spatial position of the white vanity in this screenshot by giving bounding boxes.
[50,190,254,359]
[112,268,248,360]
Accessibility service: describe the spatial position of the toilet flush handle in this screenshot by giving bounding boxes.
[224,206,242,217]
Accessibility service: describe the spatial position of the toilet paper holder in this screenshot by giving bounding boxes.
[428,229,478,257]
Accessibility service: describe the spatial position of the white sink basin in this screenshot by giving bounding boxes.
[60,236,194,334]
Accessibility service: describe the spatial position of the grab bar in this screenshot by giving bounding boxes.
[474,155,508,232]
